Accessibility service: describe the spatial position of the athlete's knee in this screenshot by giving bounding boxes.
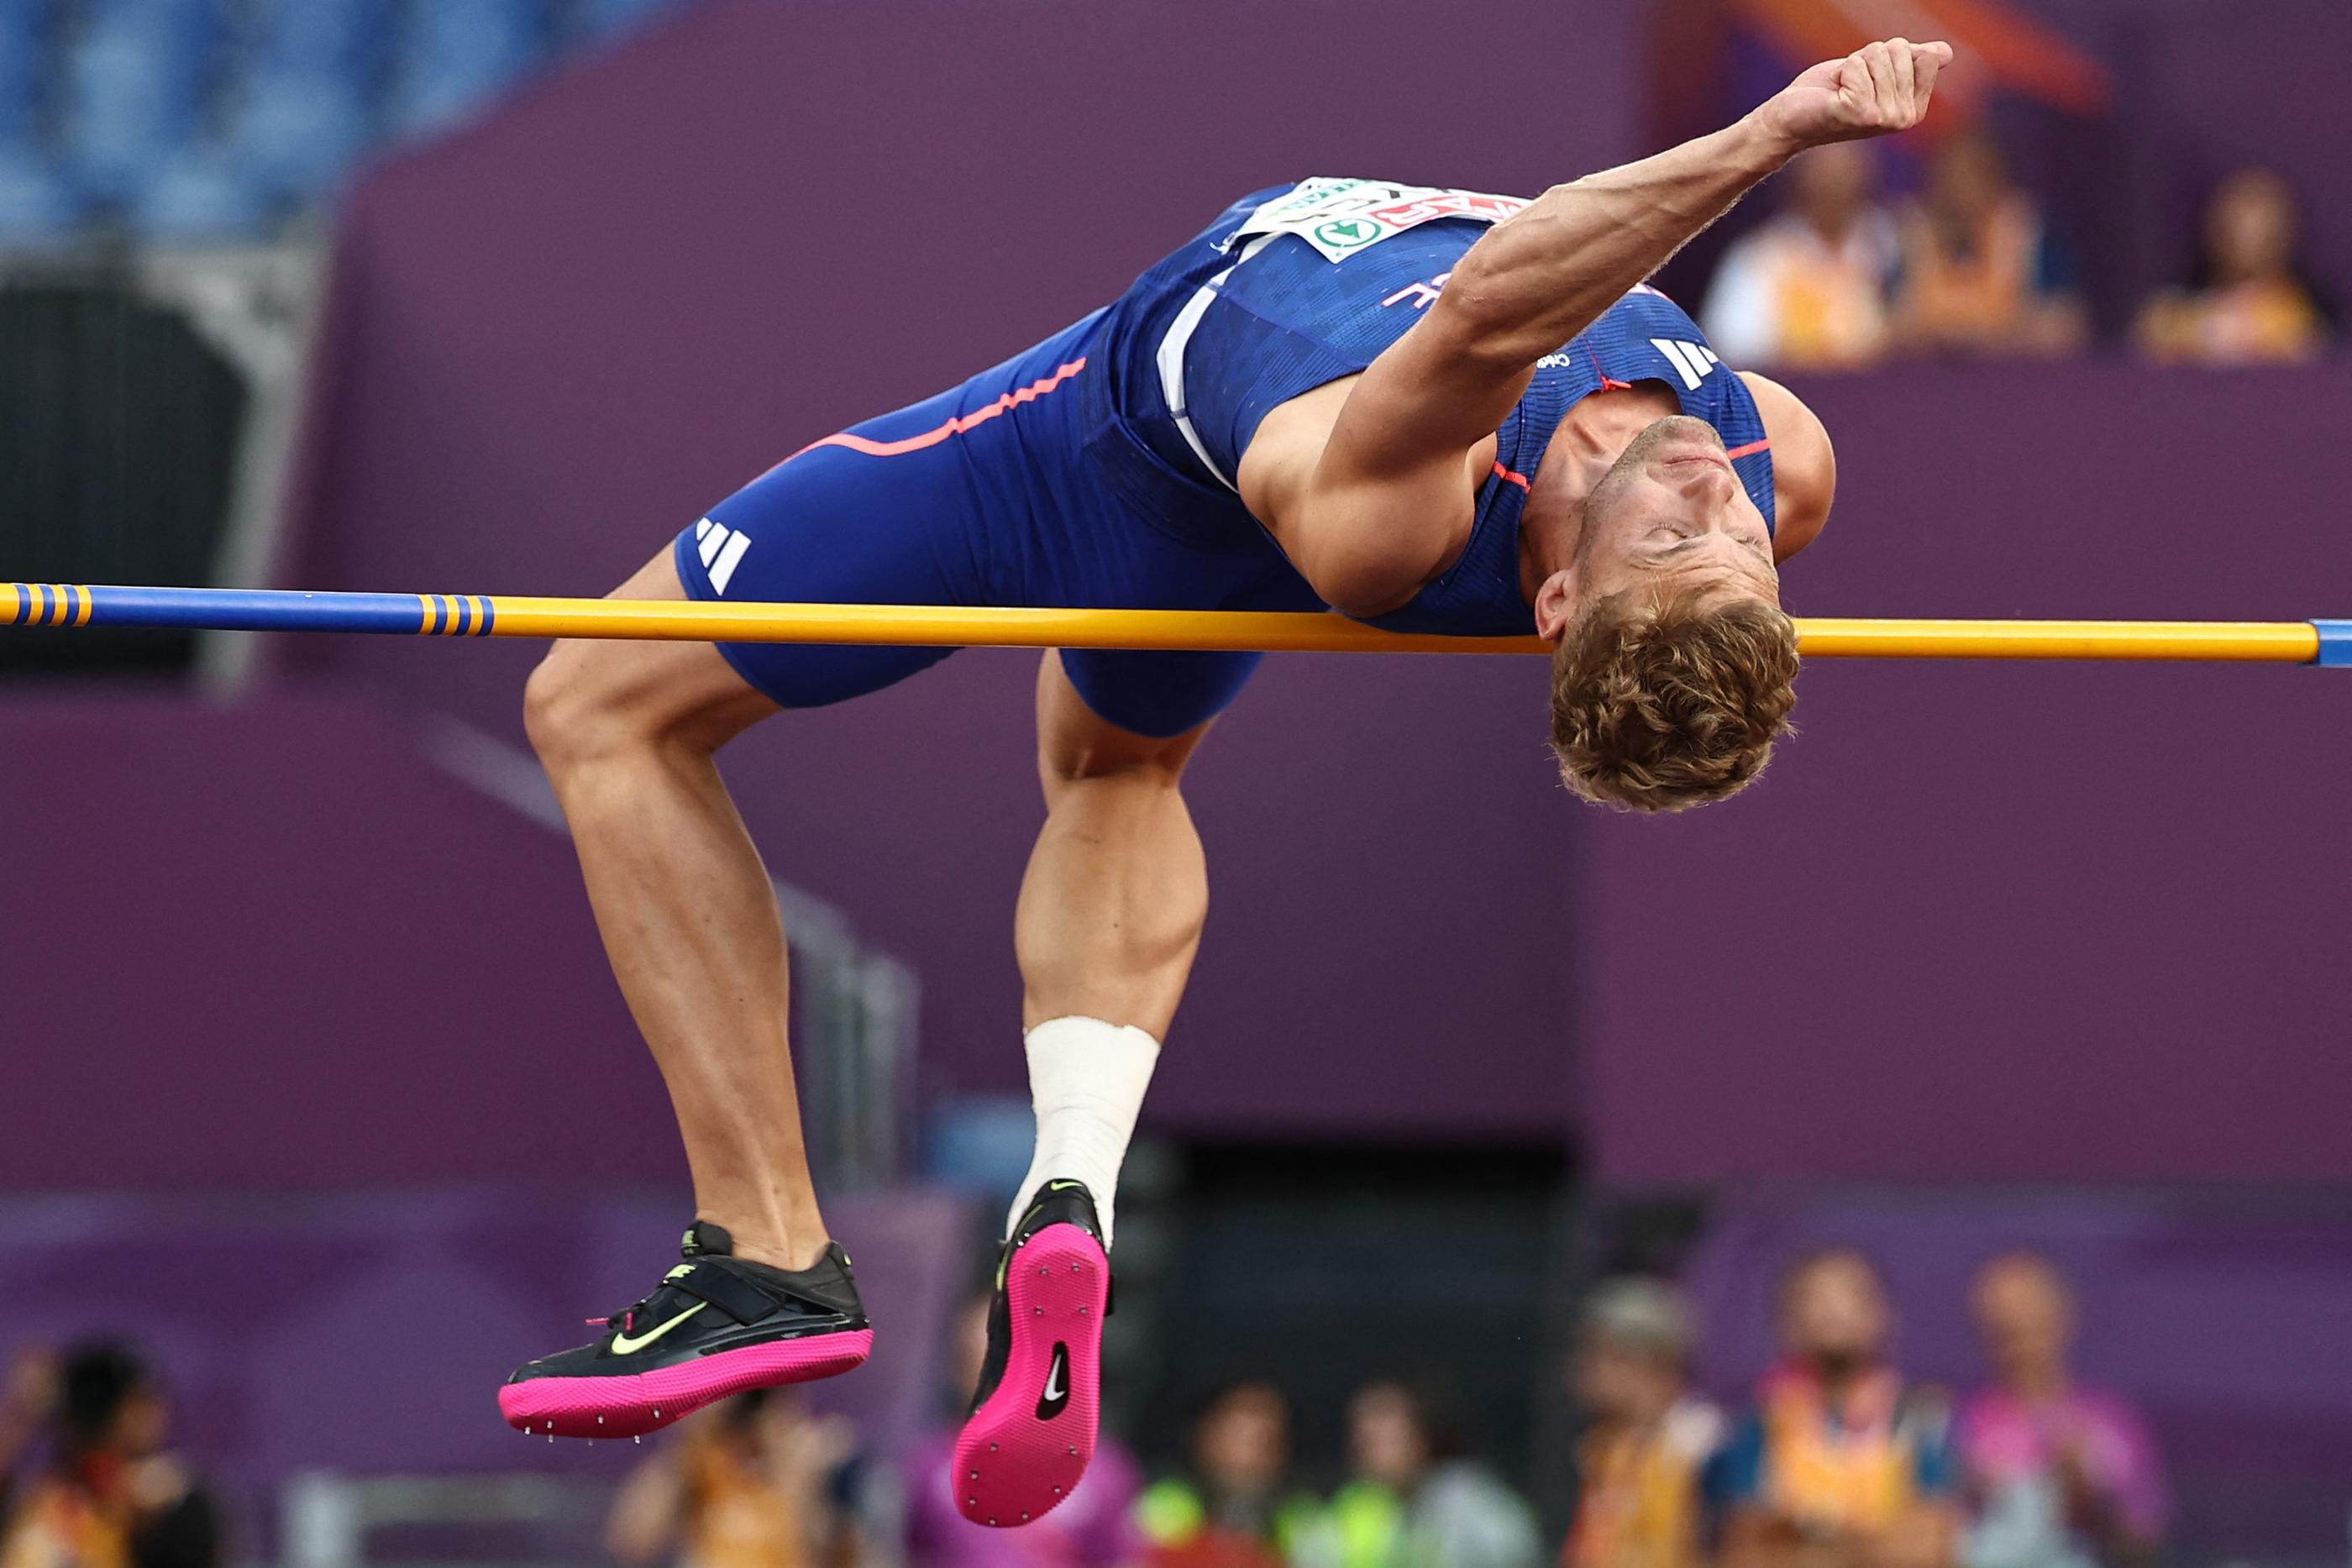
[528,634,778,773]
[1037,726,1197,797]
[525,637,738,775]
[525,642,630,770]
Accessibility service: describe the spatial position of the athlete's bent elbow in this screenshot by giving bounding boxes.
[1426,251,1570,371]
[1425,253,1520,352]
[1296,541,1428,621]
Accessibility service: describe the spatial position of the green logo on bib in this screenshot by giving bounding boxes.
[1313,218,1380,250]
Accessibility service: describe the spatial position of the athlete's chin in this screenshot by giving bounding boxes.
[1628,414,1725,462]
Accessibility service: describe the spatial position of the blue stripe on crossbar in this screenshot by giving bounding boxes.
[81,586,438,635]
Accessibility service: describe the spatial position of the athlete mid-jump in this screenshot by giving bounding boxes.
[498,36,1949,1528]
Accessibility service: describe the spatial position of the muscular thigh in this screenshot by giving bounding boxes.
[1051,555,1318,743]
[1036,650,1212,798]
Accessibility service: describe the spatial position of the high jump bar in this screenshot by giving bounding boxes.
[7,583,2350,663]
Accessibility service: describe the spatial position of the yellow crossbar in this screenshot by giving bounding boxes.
[481,600,2325,662]
[3,584,2337,662]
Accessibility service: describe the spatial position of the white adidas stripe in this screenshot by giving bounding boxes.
[709,532,752,595]
[692,517,753,594]
[1651,338,1708,390]
[1648,338,1720,390]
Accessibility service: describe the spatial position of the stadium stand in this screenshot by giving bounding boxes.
[0,0,699,245]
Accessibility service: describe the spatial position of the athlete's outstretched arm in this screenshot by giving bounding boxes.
[1259,38,1946,611]
[1410,37,1949,412]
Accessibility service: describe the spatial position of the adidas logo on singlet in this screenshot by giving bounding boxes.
[1651,338,1720,391]
[693,517,752,595]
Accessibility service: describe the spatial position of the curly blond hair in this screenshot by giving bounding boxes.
[1549,590,1800,811]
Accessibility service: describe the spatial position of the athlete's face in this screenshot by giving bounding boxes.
[1533,416,1780,641]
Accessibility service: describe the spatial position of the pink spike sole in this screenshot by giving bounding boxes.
[498,1329,872,1439]
[952,1224,1107,1528]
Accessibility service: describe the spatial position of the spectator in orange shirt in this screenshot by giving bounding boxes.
[0,1351,56,1539]
[1891,129,2087,359]
[1708,1251,1959,1568]
[1701,144,1899,371]
[1562,1279,1722,1568]
[607,1389,864,1568]
[0,1342,220,1568]
[2136,167,2337,365]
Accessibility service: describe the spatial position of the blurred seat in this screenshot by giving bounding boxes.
[218,0,384,200]
[132,144,276,242]
[10,0,678,241]
[577,0,685,42]
[249,0,387,79]
[383,0,543,139]
[0,149,88,244]
[60,0,220,200]
[228,70,370,197]
[0,1,54,149]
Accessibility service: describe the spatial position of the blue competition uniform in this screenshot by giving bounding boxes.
[675,179,1775,737]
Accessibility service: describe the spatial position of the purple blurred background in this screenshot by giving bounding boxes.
[7,0,2343,1180]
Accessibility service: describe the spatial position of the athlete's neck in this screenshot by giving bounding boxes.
[1517,384,1682,601]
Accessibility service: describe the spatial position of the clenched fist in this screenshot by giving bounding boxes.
[1756,38,1953,150]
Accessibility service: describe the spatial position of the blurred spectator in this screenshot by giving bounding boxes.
[1562,1279,1722,1568]
[1709,1251,1959,1568]
[0,1352,57,1531]
[2135,167,2338,365]
[1137,1381,1320,1568]
[1701,144,1898,370]
[608,1388,864,1568]
[1296,1380,1539,1568]
[0,1341,220,1568]
[904,1293,1143,1568]
[1958,1254,2168,1568]
[1891,130,2087,359]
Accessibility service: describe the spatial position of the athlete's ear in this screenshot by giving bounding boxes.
[1533,569,1578,643]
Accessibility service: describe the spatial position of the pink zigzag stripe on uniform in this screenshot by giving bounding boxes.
[759,359,1091,479]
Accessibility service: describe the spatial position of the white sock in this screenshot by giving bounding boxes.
[1004,1016,1161,1248]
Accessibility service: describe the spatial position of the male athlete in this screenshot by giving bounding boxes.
[498,35,1948,1529]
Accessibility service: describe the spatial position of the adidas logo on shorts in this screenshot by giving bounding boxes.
[693,519,753,595]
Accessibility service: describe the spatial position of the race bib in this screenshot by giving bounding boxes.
[1225,177,1532,263]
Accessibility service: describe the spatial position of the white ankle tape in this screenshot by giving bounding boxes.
[1005,1016,1161,1247]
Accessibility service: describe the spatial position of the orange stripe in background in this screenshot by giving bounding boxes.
[1730,0,2112,124]
[787,358,1090,464]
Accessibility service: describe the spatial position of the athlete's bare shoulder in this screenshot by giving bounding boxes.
[1739,370,1837,561]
